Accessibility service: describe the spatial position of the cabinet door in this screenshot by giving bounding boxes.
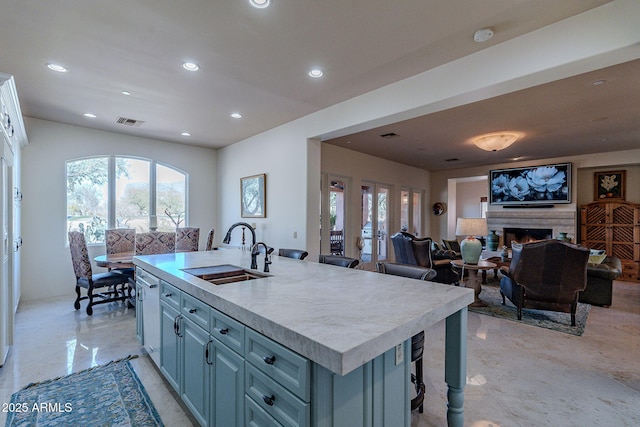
[210,337,244,427]
[136,283,144,344]
[182,318,210,427]
[160,301,180,392]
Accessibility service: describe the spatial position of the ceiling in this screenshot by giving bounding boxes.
[2,0,636,171]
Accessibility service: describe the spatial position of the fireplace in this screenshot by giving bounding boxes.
[486,210,576,247]
[503,228,552,248]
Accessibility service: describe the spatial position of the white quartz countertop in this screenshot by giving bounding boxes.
[134,250,473,375]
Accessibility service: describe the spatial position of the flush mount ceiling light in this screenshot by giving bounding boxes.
[47,63,68,73]
[472,132,521,152]
[182,62,200,71]
[473,28,494,43]
[181,132,191,136]
[83,113,96,118]
[249,0,270,8]
[230,112,243,119]
[121,90,131,96]
[308,69,323,78]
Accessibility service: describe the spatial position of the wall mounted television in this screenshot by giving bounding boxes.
[489,162,571,206]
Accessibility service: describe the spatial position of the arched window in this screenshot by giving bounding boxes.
[66,156,187,243]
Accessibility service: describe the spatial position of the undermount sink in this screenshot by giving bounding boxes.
[182,264,269,285]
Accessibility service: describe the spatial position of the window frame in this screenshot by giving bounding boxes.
[66,155,188,244]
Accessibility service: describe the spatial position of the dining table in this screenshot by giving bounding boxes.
[94,252,135,270]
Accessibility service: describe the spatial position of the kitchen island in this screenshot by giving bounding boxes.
[134,249,473,427]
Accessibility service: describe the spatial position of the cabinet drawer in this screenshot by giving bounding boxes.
[211,308,245,355]
[245,364,309,427]
[160,281,180,309]
[136,267,160,287]
[245,395,284,427]
[181,293,210,331]
[245,329,310,401]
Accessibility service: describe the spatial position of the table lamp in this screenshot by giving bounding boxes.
[455,218,488,264]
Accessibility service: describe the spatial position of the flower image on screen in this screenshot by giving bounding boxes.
[489,163,571,205]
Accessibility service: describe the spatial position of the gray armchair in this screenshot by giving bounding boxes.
[390,232,460,285]
[499,240,590,326]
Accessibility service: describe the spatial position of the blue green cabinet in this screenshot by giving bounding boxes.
[158,279,411,427]
[209,336,245,426]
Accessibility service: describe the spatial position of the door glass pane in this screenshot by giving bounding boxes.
[377,186,389,261]
[412,190,422,237]
[400,190,409,233]
[66,158,108,243]
[361,185,374,263]
[115,158,150,232]
[329,180,345,255]
[156,164,187,231]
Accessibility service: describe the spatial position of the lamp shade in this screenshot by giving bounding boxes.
[455,218,488,237]
[456,218,488,264]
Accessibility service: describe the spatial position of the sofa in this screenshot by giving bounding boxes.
[390,232,460,285]
[581,256,622,306]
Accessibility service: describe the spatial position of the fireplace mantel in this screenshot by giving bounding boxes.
[486,209,576,246]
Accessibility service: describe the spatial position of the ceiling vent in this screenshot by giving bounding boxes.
[445,158,460,162]
[116,117,145,127]
[379,132,398,139]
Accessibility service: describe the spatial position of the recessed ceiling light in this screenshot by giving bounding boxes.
[308,69,323,78]
[230,112,243,119]
[473,28,494,43]
[121,91,131,96]
[592,79,607,86]
[182,62,200,71]
[47,63,68,73]
[181,132,191,136]
[249,0,270,8]
[83,113,96,118]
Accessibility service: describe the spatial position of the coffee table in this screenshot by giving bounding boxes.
[450,259,497,307]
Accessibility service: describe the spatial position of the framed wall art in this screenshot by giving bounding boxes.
[241,174,266,218]
[594,170,625,201]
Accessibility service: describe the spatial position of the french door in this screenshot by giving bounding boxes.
[361,181,390,270]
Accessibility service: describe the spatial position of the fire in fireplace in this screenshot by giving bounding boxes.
[503,228,552,247]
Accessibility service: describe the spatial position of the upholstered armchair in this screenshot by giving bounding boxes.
[499,240,590,326]
[390,232,460,285]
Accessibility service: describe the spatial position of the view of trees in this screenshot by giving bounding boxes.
[67,156,186,243]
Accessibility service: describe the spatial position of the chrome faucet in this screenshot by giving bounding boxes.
[251,242,273,272]
[222,222,257,251]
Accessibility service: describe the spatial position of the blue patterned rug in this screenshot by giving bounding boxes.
[469,284,590,336]
[6,355,163,427]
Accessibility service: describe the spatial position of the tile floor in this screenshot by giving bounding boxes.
[1,280,638,427]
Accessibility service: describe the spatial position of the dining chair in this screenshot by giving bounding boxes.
[205,228,215,251]
[376,261,437,413]
[278,248,309,260]
[318,254,359,268]
[105,228,136,255]
[68,231,129,315]
[135,231,176,255]
[105,228,136,278]
[175,227,200,252]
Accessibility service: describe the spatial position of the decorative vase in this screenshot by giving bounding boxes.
[460,236,482,264]
[487,230,499,251]
[556,232,571,242]
[500,246,509,262]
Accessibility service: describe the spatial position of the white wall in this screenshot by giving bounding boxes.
[21,118,217,301]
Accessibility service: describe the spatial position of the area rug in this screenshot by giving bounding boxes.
[469,284,591,336]
[5,355,163,427]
